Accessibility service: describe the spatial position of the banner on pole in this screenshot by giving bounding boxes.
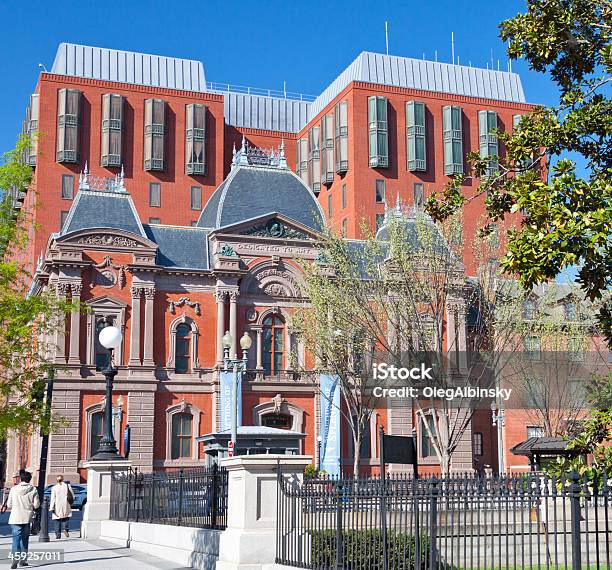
[319,374,341,476]
[219,370,242,431]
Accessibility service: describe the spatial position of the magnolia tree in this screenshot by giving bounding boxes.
[501,282,610,437]
[294,208,532,476]
[0,135,68,438]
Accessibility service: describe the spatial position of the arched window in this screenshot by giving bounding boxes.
[171,413,193,459]
[175,324,191,373]
[263,315,284,375]
[90,411,104,457]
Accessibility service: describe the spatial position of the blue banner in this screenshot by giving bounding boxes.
[219,370,243,432]
[319,374,341,476]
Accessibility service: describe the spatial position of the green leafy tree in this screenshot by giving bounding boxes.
[426,0,612,344]
[0,135,68,437]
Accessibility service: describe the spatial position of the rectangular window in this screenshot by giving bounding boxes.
[149,217,161,224]
[375,213,385,232]
[171,413,193,459]
[413,183,424,208]
[334,100,349,173]
[56,88,81,163]
[524,336,541,361]
[443,106,463,175]
[420,415,436,458]
[342,218,348,237]
[144,98,166,171]
[27,94,39,165]
[327,194,332,218]
[321,112,335,184]
[473,432,483,456]
[149,183,161,207]
[60,210,69,229]
[352,416,371,460]
[190,186,202,210]
[101,94,123,167]
[342,184,347,209]
[185,104,207,175]
[308,125,321,194]
[375,179,386,203]
[479,110,499,176]
[368,96,389,167]
[527,426,545,438]
[567,337,585,362]
[61,174,74,200]
[296,137,310,186]
[406,101,426,171]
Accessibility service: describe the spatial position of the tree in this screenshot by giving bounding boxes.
[502,283,608,437]
[426,0,612,344]
[294,207,529,476]
[587,371,612,409]
[0,135,68,437]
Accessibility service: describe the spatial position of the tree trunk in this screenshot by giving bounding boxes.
[353,433,362,479]
[440,450,451,477]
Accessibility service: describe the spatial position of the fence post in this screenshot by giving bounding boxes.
[211,463,218,528]
[126,470,131,522]
[178,468,184,527]
[428,477,439,570]
[335,480,344,570]
[414,477,421,570]
[149,474,155,523]
[569,469,582,570]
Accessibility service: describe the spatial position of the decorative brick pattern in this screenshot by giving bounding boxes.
[48,390,81,479]
[127,391,155,471]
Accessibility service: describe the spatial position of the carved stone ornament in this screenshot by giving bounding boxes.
[272,393,285,414]
[95,269,117,288]
[263,283,288,297]
[217,243,237,257]
[168,297,201,316]
[246,308,258,322]
[241,219,310,240]
[78,234,139,248]
[93,256,127,289]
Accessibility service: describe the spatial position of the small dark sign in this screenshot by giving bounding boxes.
[123,424,130,457]
[382,434,416,465]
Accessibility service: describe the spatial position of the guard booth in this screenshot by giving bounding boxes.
[197,426,306,466]
[510,437,586,471]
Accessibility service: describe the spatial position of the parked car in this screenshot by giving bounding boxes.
[43,483,87,510]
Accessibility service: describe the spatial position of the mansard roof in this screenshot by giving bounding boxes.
[61,171,145,238]
[143,224,211,270]
[198,141,325,232]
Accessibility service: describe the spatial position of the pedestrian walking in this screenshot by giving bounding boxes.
[49,475,73,539]
[6,470,40,569]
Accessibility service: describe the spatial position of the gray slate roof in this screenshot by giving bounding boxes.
[143,225,210,270]
[198,165,324,232]
[51,43,206,92]
[309,51,526,119]
[61,190,145,237]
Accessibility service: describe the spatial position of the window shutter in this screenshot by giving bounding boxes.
[308,125,321,194]
[101,94,123,167]
[56,88,81,163]
[321,112,335,185]
[296,138,310,186]
[144,99,166,171]
[27,94,39,165]
[407,101,426,171]
[368,96,388,168]
[479,110,498,176]
[185,104,207,175]
[443,106,463,175]
[334,101,349,173]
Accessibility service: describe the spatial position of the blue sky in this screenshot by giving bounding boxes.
[0,0,559,155]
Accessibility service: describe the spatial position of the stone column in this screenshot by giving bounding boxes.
[129,286,142,366]
[142,287,155,367]
[54,282,70,363]
[255,328,263,370]
[68,283,82,364]
[82,458,131,539]
[216,455,312,570]
[215,291,227,365]
[229,290,238,358]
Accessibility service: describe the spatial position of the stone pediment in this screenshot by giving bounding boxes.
[54,228,157,252]
[212,213,319,241]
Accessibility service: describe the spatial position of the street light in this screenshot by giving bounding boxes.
[92,324,122,460]
[223,331,252,456]
[491,401,505,475]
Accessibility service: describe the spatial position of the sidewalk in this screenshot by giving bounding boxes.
[0,534,190,569]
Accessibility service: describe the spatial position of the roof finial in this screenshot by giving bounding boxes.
[395,193,401,213]
[278,138,287,169]
[238,135,249,166]
[80,161,90,190]
[117,165,126,192]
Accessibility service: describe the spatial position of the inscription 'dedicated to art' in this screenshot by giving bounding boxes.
[77,234,139,248]
[233,243,313,256]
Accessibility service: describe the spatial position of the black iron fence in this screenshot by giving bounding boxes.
[277,470,611,569]
[110,465,228,530]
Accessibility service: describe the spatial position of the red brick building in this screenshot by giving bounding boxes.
[6,42,563,483]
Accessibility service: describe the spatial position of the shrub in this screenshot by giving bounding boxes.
[310,529,429,569]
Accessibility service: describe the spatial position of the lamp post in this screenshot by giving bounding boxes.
[92,324,123,460]
[222,331,252,456]
[491,401,505,474]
